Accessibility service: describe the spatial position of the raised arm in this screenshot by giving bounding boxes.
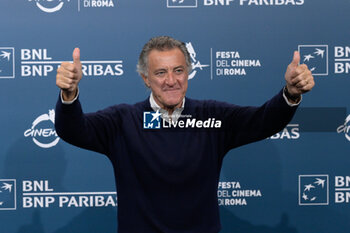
[55,48,115,155]
[224,51,315,150]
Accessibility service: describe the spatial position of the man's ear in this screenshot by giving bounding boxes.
[141,75,150,88]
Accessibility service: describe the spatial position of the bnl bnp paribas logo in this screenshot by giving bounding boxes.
[0,48,15,79]
[167,0,304,7]
[299,175,329,206]
[0,180,16,210]
[20,48,123,78]
[298,45,328,76]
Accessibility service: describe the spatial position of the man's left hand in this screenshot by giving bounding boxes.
[284,51,315,100]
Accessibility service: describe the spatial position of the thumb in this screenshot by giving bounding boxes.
[72,47,80,65]
[290,50,300,67]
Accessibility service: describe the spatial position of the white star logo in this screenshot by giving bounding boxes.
[302,193,308,200]
[314,178,325,188]
[314,48,325,58]
[0,51,11,61]
[151,110,162,122]
[303,54,314,62]
[304,184,315,192]
[1,183,13,192]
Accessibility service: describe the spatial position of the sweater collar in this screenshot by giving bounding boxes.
[149,92,185,122]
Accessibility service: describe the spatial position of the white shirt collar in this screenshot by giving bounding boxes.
[149,92,185,122]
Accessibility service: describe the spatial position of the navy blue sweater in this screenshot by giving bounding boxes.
[55,89,297,233]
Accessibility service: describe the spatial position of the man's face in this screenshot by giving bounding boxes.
[142,48,188,110]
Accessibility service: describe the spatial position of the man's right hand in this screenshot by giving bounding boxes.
[56,48,82,101]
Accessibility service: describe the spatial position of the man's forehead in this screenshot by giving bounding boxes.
[148,48,185,60]
[148,48,186,70]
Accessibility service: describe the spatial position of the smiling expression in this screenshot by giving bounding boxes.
[142,48,188,111]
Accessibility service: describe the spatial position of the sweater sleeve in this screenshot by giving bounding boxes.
[54,94,118,155]
[222,88,298,152]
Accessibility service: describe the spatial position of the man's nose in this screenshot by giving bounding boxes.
[166,72,176,86]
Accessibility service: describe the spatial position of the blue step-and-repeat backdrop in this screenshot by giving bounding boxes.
[0,1,350,233]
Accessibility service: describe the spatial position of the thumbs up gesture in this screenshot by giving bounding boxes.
[284,51,315,101]
[56,48,83,101]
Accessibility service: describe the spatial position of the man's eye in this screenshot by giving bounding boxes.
[155,71,165,76]
[175,69,183,74]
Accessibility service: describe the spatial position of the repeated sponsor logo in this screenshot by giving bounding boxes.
[22,180,117,208]
[335,176,350,203]
[298,175,350,205]
[205,0,304,6]
[0,48,15,79]
[337,114,350,142]
[334,46,350,74]
[299,44,350,76]
[299,45,328,76]
[218,181,262,206]
[24,109,60,149]
[0,180,16,210]
[299,175,328,205]
[20,48,123,78]
[0,179,116,209]
[178,43,262,80]
[0,48,123,78]
[268,124,300,140]
[214,50,261,78]
[167,0,304,7]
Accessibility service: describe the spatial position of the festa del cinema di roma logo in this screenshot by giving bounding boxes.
[24,109,60,148]
[186,42,209,80]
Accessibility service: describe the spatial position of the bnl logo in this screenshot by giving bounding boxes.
[0,47,15,79]
[0,179,16,210]
[143,110,162,129]
[299,175,329,206]
[167,0,198,8]
[298,45,328,76]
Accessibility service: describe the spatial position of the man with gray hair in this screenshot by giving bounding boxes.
[55,36,314,232]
